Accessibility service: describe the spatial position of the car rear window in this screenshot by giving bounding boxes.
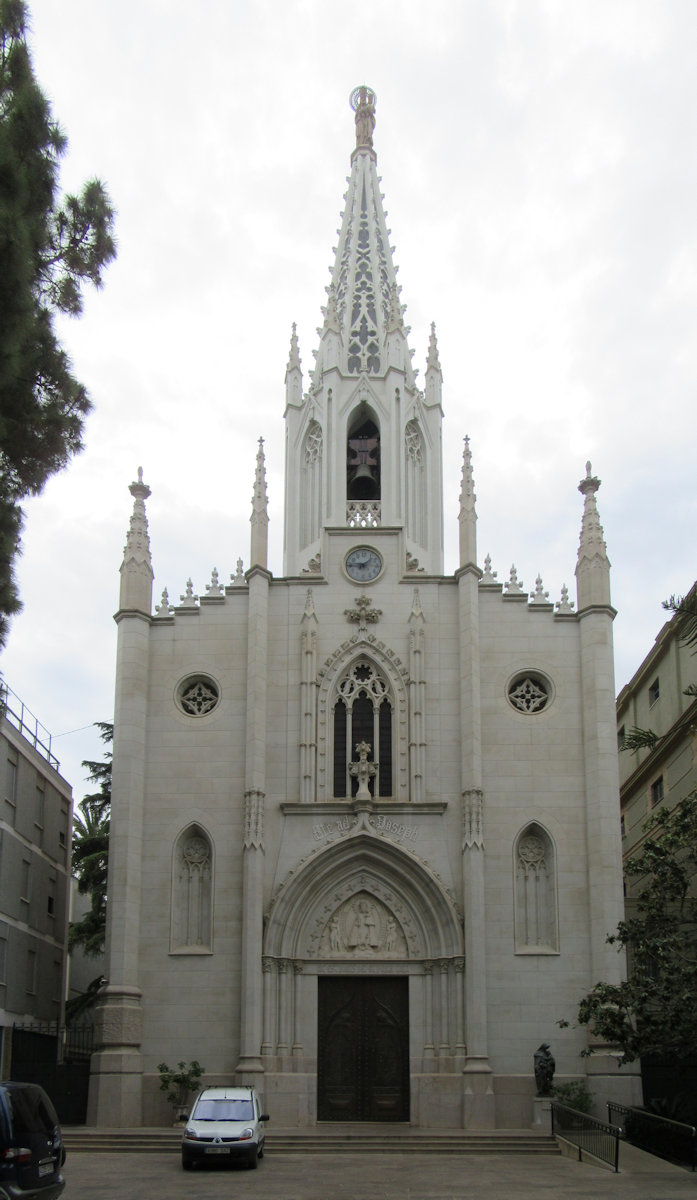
[193,1098,253,1121]
[6,1088,57,1137]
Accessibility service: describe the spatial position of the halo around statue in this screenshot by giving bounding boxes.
[350,85,377,112]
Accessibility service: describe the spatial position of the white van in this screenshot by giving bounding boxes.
[181,1086,269,1170]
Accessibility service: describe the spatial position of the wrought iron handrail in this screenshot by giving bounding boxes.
[551,1102,620,1172]
[608,1101,697,1171]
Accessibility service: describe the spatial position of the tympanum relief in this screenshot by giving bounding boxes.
[320,891,407,957]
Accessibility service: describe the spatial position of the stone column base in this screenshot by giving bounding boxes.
[532,1095,552,1133]
[86,985,144,1127]
[463,1060,495,1129]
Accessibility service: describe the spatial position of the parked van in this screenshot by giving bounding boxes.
[0,1081,65,1199]
[181,1086,269,1170]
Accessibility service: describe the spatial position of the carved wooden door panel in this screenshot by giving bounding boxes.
[317,977,409,1121]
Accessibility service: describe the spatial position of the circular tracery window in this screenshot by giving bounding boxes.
[507,672,551,714]
[176,675,220,717]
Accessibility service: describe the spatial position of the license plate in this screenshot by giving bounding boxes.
[204,1147,230,1155]
[38,1162,55,1176]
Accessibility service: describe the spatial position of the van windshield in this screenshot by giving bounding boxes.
[193,1099,254,1122]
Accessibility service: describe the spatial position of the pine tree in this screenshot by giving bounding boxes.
[0,0,116,644]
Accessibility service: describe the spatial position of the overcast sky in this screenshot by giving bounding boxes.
[2,0,696,800]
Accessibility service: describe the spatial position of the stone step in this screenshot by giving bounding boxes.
[63,1128,559,1156]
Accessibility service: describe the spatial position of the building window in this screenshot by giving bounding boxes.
[650,776,664,807]
[20,858,31,903]
[5,755,17,820]
[0,937,6,985]
[332,659,393,798]
[171,825,213,953]
[176,675,220,717]
[648,677,660,706]
[47,895,55,917]
[514,823,559,953]
[507,672,552,714]
[617,725,625,748]
[620,814,626,838]
[26,949,37,995]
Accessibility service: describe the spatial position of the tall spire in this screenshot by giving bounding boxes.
[250,437,269,570]
[285,322,303,409]
[458,436,477,568]
[575,461,612,611]
[119,467,153,614]
[310,86,416,388]
[425,322,443,408]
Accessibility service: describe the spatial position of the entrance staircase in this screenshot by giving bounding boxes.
[63,1124,559,1156]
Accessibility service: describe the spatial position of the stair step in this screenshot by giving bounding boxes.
[63,1128,559,1156]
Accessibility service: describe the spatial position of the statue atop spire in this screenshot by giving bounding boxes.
[350,85,376,150]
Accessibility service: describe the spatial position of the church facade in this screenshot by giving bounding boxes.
[88,88,640,1129]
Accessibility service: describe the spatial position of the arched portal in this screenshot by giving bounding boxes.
[261,833,465,1123]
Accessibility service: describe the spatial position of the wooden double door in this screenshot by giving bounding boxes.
[317,976,409,1122]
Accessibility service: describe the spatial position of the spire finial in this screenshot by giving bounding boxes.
[458,435,477,567]
[250,437,269,569]
[350,85,376,150]
[287,323,301,372]
[120,467,153,613]
[427,322,441,373]
[575,462,611,610]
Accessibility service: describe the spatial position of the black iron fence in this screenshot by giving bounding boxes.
[608,1101,697,1171]
[11,1023,94,1124]
[551,1102,620,1172]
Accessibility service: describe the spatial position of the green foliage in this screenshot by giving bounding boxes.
[157,1061,204,1111]
[69,723,112,957]
[552,1081,594,1114]
[0,0,116,644]
[620,727,660,754]
[576,792,697,1065]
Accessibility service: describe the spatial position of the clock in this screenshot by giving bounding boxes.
[345,547,383,582]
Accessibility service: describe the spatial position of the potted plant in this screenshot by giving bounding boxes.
[157,1060,204,1125]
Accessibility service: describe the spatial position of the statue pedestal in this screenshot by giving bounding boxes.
[532,1096,552,1134]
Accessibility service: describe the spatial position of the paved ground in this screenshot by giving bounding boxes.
[62,1145,695,1200]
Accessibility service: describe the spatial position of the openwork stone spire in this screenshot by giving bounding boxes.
[310,86,416,387]
[575,461,611,610]
[458,436,477,567]
[250,437,269,569]
[119,467,153,613]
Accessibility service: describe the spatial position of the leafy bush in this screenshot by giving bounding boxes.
[157,1060,204,1112]
[552,1081,594,1114]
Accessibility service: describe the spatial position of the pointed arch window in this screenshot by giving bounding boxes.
[514,823,558,953]
[332,660,393,798]
[171,824,213,953]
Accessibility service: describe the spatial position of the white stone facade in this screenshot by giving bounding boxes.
[89,88,640,1129]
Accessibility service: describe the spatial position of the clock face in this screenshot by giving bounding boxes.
[345,547,383,582]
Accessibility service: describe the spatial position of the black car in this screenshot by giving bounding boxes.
[0,1082,65,1199]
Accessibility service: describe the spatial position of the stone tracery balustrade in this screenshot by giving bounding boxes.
[346,501,381,528]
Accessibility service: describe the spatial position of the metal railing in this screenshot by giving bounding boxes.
[551,1102,620,1172]
[0,682,60,769]
[608,1101,697,1171]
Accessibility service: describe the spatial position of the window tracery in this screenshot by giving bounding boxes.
[332,659,393,799]
[514,823,558,953]
[171,825,213,952]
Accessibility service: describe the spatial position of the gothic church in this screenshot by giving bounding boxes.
[89,87,639,1129]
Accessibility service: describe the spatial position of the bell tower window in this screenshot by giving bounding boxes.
[347,417,380,502]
